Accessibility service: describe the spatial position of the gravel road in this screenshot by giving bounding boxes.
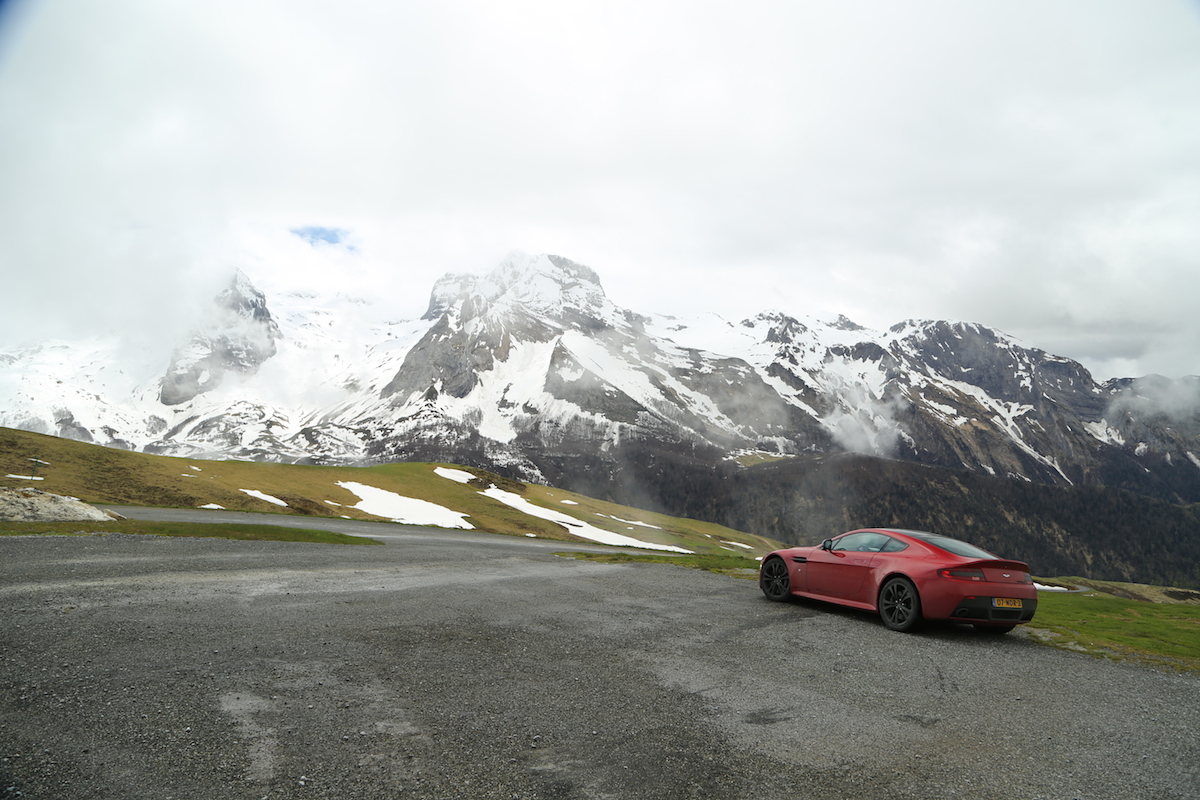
[1,518,1197,800]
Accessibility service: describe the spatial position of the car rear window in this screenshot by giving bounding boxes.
[898,530,996,559]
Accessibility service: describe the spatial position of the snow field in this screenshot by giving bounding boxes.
[434,466,691,552]
[335,481,474,529]
[479,486,690,553]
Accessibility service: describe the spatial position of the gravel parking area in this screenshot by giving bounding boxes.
[2,529,1198,800]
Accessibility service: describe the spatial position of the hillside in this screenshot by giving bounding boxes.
[0,427,777,557]
[609,445,1200,588]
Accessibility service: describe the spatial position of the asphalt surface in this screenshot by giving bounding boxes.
[2,512,1198,800]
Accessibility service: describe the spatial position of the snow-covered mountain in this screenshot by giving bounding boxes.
[3,251,1199,505]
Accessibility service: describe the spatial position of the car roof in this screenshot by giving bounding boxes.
[834,528,930,540]
[850,528,1000,559]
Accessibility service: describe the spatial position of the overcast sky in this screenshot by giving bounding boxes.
[1,0,1198,380]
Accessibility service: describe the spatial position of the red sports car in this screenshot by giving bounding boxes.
[759,528,1038,633]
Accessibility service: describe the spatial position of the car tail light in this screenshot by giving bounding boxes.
[940,568,985,581]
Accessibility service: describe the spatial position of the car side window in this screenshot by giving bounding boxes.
[829,534,859,551]
[831,532,890,552]
[880,537,909,552]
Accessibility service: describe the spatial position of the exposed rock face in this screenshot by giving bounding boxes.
[0,488,113,522]
[362,252,826,485]
[54,410,95,442]
[159,271,280,405]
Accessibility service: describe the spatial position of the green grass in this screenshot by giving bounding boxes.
[558,551,762,578]
[0,519,381,545]
[1025,590,1200,671]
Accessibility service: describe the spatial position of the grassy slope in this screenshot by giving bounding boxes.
[0,519,379,545]
[1024,584,1200,672]
[0,427,779,556]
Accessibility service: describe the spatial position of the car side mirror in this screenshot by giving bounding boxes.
[821,539,833,551]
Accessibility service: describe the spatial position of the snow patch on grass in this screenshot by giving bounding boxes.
[481,486,691,553]
[596,513,662,530]
[240,489,288,507]
[433,467,476,484]
[336,481,473,529]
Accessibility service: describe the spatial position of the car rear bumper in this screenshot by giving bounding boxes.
[947,595,1038,624]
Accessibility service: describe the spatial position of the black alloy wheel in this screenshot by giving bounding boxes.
[760,557,791,601]
[879,577,922,632]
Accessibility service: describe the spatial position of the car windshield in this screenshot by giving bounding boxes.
[897,530,996,559]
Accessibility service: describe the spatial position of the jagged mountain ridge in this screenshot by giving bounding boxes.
[159,270,281,406]
[2,252,1198,507]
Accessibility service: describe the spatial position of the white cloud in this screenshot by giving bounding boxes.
[1,0,1198,379]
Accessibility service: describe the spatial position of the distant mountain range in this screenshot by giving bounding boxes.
[3,251,1199,570]
[5,253,1197,490]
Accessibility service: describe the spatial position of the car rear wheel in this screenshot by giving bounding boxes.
[974,624,1016,635]
[879,577,922,632]
[760,557,790,601]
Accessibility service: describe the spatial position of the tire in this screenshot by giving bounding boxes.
[760,557,791,601]
[879,577,923,632]
[974,624,1016,635]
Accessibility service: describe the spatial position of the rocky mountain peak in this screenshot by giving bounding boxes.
[423,251,612,326]
[743,312,810,344]
[385,253,616,403]
[216,269,274,323]
[830,314,865,332]
[158,270,280,406]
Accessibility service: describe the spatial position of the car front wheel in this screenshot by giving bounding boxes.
[760,557,791,601]
[879,577,922,632]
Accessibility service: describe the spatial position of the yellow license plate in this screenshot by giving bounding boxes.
[993,597,1022,608]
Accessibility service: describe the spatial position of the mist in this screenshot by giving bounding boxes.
[2,1,1199,380]
[1106,375,1200,424]
[824,388,909,457]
